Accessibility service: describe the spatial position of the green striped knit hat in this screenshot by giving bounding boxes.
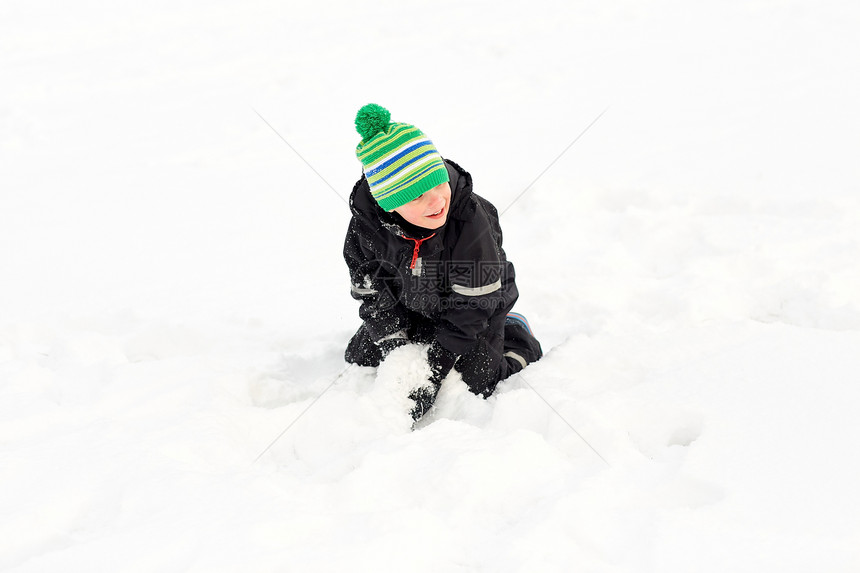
[354,104,449,212]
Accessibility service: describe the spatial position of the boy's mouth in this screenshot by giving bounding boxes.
[426,203,446,219]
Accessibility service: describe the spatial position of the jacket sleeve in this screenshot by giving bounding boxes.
[436,199,518,355]
[344,218,410,344]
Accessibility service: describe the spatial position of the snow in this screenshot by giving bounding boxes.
[2,0,860,570]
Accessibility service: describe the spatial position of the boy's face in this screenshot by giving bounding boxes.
[392,182,451,230]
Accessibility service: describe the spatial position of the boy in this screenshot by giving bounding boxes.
[343,104,542,420]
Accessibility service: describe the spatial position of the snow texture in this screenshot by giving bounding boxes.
[2,0,860,571]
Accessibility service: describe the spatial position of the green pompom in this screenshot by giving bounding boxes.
[355,103,391,141]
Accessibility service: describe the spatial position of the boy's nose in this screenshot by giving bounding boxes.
[426,191,444,207]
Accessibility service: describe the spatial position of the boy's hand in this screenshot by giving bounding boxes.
[409,385,438,421]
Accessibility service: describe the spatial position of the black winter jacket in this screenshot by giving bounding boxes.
[344,160,519,356]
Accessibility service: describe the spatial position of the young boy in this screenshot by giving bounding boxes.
[343,104,542,420]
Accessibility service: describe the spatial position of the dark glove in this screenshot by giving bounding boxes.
[409,385,438,421]
[408,341,458,422]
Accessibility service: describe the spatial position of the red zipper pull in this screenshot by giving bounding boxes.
[402,232,436,269]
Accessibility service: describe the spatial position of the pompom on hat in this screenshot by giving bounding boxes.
[354,104,449,212]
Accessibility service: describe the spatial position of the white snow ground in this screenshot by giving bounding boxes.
[2,0,860,571]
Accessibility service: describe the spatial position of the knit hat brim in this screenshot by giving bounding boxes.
[374,161,449,212]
